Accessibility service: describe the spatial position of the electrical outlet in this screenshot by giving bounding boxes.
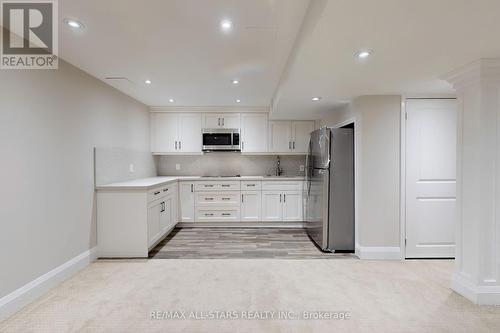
[299,165,305,172]
[129,164,135,173]
[175,164,181,171]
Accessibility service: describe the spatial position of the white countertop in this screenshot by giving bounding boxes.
[96,175,305,190]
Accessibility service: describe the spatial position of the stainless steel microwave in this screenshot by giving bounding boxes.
[202,128,241,152]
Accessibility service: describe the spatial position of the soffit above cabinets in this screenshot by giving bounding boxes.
[59,0,310,108]
[271,0,500,119]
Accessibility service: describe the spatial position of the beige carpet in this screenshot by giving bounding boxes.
[1,259,499,332]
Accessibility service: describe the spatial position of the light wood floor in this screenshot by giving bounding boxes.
[149,227,355,259]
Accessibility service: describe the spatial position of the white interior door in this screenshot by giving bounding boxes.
[406,99,457,258]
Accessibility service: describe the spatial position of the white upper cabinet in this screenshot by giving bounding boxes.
[268,120,314,154]
[291,121,315,153]
[151,113,178,153]
[241,113,268,153]
[178,113,202,153]
[151,113,202,154]
[203,113,240,129]
[268,121,293,153]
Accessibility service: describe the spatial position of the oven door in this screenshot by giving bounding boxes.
[202,130,237,151]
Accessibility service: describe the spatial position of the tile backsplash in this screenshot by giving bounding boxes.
[156,153,306,177]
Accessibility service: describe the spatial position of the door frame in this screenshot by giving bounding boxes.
[400,95,457,259]
[329,117,358,256]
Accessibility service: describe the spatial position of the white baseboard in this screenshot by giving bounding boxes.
[356,245,402,260]
[0,247,98,322]
[452,272,500,305]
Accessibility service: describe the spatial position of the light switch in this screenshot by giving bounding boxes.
[299,165,305,172]
[175,164,181,171]
[129,164,135,173]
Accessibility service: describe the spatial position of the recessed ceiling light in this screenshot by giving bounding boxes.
[220,19,233,32]
[312,97,321,101]
[63,18,84,30]
[355,50,373,59]
[232,79,239,85]
[236,99,241,103]
[169,98,174,103]
[145,80,152,85]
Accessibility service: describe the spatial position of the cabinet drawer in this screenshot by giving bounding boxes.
[195,181,241,191]
[148,183,177,202]
[262,181,302,192]
[195,191,240,206]
[195,207,241,222]
[241,181,262,191]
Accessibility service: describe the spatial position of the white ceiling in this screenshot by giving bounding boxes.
[59,0,500,119]
[273,0,500,119]
[59,0,310,108]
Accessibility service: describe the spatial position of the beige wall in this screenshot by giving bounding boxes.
[0,61,149,298]
[322,96,401,249]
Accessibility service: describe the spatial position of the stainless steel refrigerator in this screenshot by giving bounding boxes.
[305,127,354,252]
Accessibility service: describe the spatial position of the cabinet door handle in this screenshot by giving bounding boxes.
[293,141,295,150]
[191,184,194,192]
[161,202,165,212]
[154,191,160,195]
[280,194,282,202]
[218,118,221,126]
[205,197,214,201]
[163,188,168,192]
[246,184,255,187]
[284,194,286,203]
[222,213,230,216]
[204,184,214,187]
[221,184,230,187]
[242,141,244,150]
[175,141,178,150]
[241,194,244,203]
[289,141,292,150]
[222,118,225,126]
[222,197,230,201]
[179,141,182,150]
[205,213,214,217]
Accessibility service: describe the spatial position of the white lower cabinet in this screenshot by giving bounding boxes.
[97,182,178,258]
[262,191,284,221]
[241,191,262,221]
[179,182,195,222]
[283,191,303,221]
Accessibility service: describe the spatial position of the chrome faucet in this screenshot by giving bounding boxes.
[275,155,284,176]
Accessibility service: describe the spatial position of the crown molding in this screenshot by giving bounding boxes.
[150,106,270,113]
[442,58,500,90]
